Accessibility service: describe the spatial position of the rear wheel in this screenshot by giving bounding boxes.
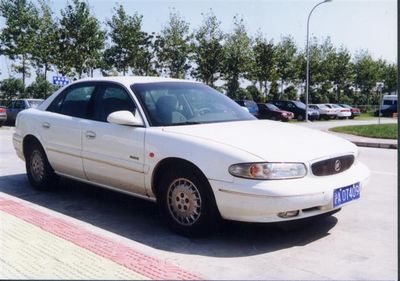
[157,165,220,236]
[297,114,304,121]
[26,142,58,190]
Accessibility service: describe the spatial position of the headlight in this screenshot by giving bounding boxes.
[229,162,307,180]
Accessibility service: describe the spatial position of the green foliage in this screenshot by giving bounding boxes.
[104,5,154,76]
[31,0,57,80]
[25,75,54,99]
[0,77,25,101]
[353,50,380,104]
[55,0,105,78]
[155,12,192,78]
[191,10,224,86]
[0,0,39,85]
[222,16,252,99]
[246,85,262,102]
[275,36,297,96]
[248,33,275,98]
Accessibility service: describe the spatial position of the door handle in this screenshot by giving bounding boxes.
[42,122,50,129]
[85,131,96,139]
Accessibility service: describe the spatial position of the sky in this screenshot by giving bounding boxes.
[0,0,397,83]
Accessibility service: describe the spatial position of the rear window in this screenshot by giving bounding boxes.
[27,100,43,108]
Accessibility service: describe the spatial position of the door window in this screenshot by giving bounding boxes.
[48,85,96,119]
[95,85,137,122]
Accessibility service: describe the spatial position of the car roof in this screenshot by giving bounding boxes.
[75,76,199,87]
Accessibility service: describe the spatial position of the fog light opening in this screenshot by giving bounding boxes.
[278,210,300,218]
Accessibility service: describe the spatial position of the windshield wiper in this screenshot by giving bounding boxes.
[171,121,202,126]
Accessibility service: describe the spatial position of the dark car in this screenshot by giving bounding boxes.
[271,100,319,121]
[257,103,294,121]
[6,99,44,124]
[374,104,398,117]
[235,100,259,117]
[339,104,361,119]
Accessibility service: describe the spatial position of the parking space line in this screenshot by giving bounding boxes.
[0,195,202,280]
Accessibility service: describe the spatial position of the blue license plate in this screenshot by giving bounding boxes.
[333,182,361,208]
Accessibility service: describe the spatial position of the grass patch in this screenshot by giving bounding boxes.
[330,123,398,139]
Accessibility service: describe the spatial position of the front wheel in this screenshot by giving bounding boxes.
[26,142,58,190]
[158,166,220,236]
[297,114,304,121]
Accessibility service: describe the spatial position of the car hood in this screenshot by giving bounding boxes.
[162,120,357,162]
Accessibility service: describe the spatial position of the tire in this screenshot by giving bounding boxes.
[157,165,220,236]
[349,114,354,119]
[297,114,304,121]
[26,142,58,190]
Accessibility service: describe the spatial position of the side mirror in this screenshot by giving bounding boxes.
[107,110,144,126]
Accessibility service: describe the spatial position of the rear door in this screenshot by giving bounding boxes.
[80,83,147,195]
[39,82,98,179]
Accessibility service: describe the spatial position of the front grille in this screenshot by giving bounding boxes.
[311,155,354,176]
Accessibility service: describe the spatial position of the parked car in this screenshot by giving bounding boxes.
[339,104,361,119]
[325,104,351,119]
[309,104,337,120]
[272,100,319,121]
[374,104,398,117]
[257,103,294,121]
[13,77,369,236]
[0,106,7,126]
[6,99,44,124]
[235,100,259,117]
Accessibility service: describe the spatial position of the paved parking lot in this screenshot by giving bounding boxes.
[0,126,397,279]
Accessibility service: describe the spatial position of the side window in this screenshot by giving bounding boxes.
[48,85,96,119]
[287,103,295,109]
[14,100,25,109]
[97,85,136,122]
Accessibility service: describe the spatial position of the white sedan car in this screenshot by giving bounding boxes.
[325,103,352,119]
[13,77,369,236]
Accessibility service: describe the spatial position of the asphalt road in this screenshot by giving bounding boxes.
[0,126,397,280]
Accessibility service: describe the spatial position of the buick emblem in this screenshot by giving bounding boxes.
[334,160,341,172]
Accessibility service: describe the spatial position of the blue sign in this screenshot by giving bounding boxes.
[52,76,70,86]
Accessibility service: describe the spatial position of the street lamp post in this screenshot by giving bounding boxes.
[305,0,332,122]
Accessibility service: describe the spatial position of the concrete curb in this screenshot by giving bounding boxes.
[351,141,398,149]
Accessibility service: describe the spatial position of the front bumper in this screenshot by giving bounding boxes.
[210,161,369,223]
[12,132,24,161]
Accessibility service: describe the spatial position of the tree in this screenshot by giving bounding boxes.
[0,0,39,86]
[222,16,252,99]
[25,76,54,99]
[275,36,297,97]
[155,12,191,78]
[31,0,57,80]
[248,32,275,98]
[104,5,153,76]
[55,0,105,78]
[377,61,397,94]
[0,77,25,101]
[353,50,380,105]
[191,10,224,87]
[329,46,353,102]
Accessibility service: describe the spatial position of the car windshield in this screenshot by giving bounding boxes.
[132,82,256,126]
[266,103,279,110]
[317,104,329,109]
[28,100,43,108]
[340,104,351,108]
[331,104,342,108]
[293,101,306,109]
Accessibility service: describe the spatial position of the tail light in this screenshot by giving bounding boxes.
[0,108,5,113]
[340,109,350,112]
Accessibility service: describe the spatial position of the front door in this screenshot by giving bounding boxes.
[81,83,147,195]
